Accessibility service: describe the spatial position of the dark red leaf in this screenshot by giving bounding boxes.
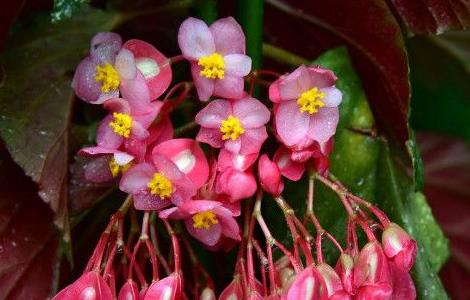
[0,146,59,300]
[388,0,470,34]
[418,132,470,300]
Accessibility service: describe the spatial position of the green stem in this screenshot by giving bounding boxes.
[262,43,310,66]
[194,0,218,23]
[236,0,264,71]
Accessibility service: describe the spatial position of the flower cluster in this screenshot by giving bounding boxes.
[54,15,417,300]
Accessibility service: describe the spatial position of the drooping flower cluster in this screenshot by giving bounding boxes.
[55,15,418,300]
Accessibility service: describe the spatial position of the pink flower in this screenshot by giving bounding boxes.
[83,153,134,183]
[52,271,113,300]
[215,150,258,201]
[143,273,182,300]
[152,138,209,189]
[286,265,328,300]
[317,263,351,299]
[269,65,342,148]
[381,223,417,272]
[273,146,305,181]
[178,17,252,101]
[389,261,416,300]
[196,97,270,154]
[335,253,354,295]
[120,154,196,210]
[159,200,241,247]
[258,154,284,196]
[123,39,172,100]
[118,280,139,300]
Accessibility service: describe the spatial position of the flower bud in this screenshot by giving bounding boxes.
[390,261,416,300]
[143,273,181,300]
[334,253,354,294]
[219,277,244,300]
[317,263,350,299]
[286,266,328,300]
[355,284,393,300]
[381,223,417,271]
[52,271,113,300]
[199,287,216,300]
[118,280,139,300]
[258,154,284,196]
[353,242,392,295]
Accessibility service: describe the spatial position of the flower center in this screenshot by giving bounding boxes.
[147,172,173,198]
[198,53,225,79]
[109,112,133,138]
[95,63,120,93]
[108,157,132,177]
[220,115,245,141]
[297,87,325,114]
[192,211,218,229]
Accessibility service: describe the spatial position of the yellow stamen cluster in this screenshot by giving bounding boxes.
[95,63,120,93]
[109,112,133,138]
[108,158,132,178]
[192,211,218,229]
[297,87,326,114]
[220,115,245,141]
[147,172,173,199]
[198,53,225,79]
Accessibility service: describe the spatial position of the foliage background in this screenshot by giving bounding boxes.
[0,0,468,299]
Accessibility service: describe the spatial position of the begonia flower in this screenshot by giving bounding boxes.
[83,152,134,183]
[269,65,342,148]
[144,273,182,300]
[286,265,328,300]
[273,146,305,181]
[317,263,351,300]
[195,97,270,154]
[52,271,113,300]
[258,154,284,196]
[381,223,417,272]
[152,138,209,189]
[159,200,240,247]
[118,280,139,300]
[120,154,196,210]
[178,17,252,101]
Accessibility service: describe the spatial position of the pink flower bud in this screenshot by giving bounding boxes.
[216,167,257,201]
[286,266,328,300]
[317,263,350,299]
[382,223,417,271]
[258,154,284,196]
[353,242,392,294]
[199,287,216,300]
[390,261,416,300]
[52,271,113,300]
[118,280,140,300]
[334,253,354,294]
[355,284,393,300]
[143,273,181,300]
[219,278,244,300]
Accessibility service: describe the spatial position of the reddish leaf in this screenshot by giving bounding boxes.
[264,0,410,150]
[418,132,470,300]
[0,147,59,300]
[389,0,470,34]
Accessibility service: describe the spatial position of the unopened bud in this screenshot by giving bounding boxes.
[382,223,417,271]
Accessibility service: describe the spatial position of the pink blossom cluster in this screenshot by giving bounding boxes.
[54,15,418,300]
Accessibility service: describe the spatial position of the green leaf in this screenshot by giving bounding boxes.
[264,47,449,299]
[51,0,89,22]
[0,5,118,227]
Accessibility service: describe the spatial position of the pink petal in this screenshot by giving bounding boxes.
[96,89,119,104]
[320,86,342,107]
[152,139,209,189]
[239,127,267,155]
[191,62,215,101]
[209,17,245,55]
[195,99,231,128]
[181,200,222,214]
[133,101,163,129]
[258,154,283,196]
[307,67,338,88]
[123,137,146,162]
[178,17,215,60]
[103,97,131,114]
[79,146,116,156]
[114,152,134,165]
[218,149,258,172]
[213,74,244,99]
[72,56,102,103]
[84,156,114,183]
[268,78,282,103]
[224,138,242,153]
[120,71,152,114]
[144,274,181,300]
[90,32,122,64]
[307,107,340,144]
[185,219,222,246]
[216,169,257,201]
[123,39,172,100]
[233,97,270,128]
[279,65,312,101]
[273,147,305,181]
[119,163,155,194]
[52,271,113,300]
[118,280,140,300]
[131,121,150,140]
[96,115,124,149]
[214,207,241,241]
[133,190,172,211]
[196,127,224,148]
[224,54,251,77]
[275,101,309,147]
[158,207,181,219]
[115,48,137,80]
[152,154,185,182]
